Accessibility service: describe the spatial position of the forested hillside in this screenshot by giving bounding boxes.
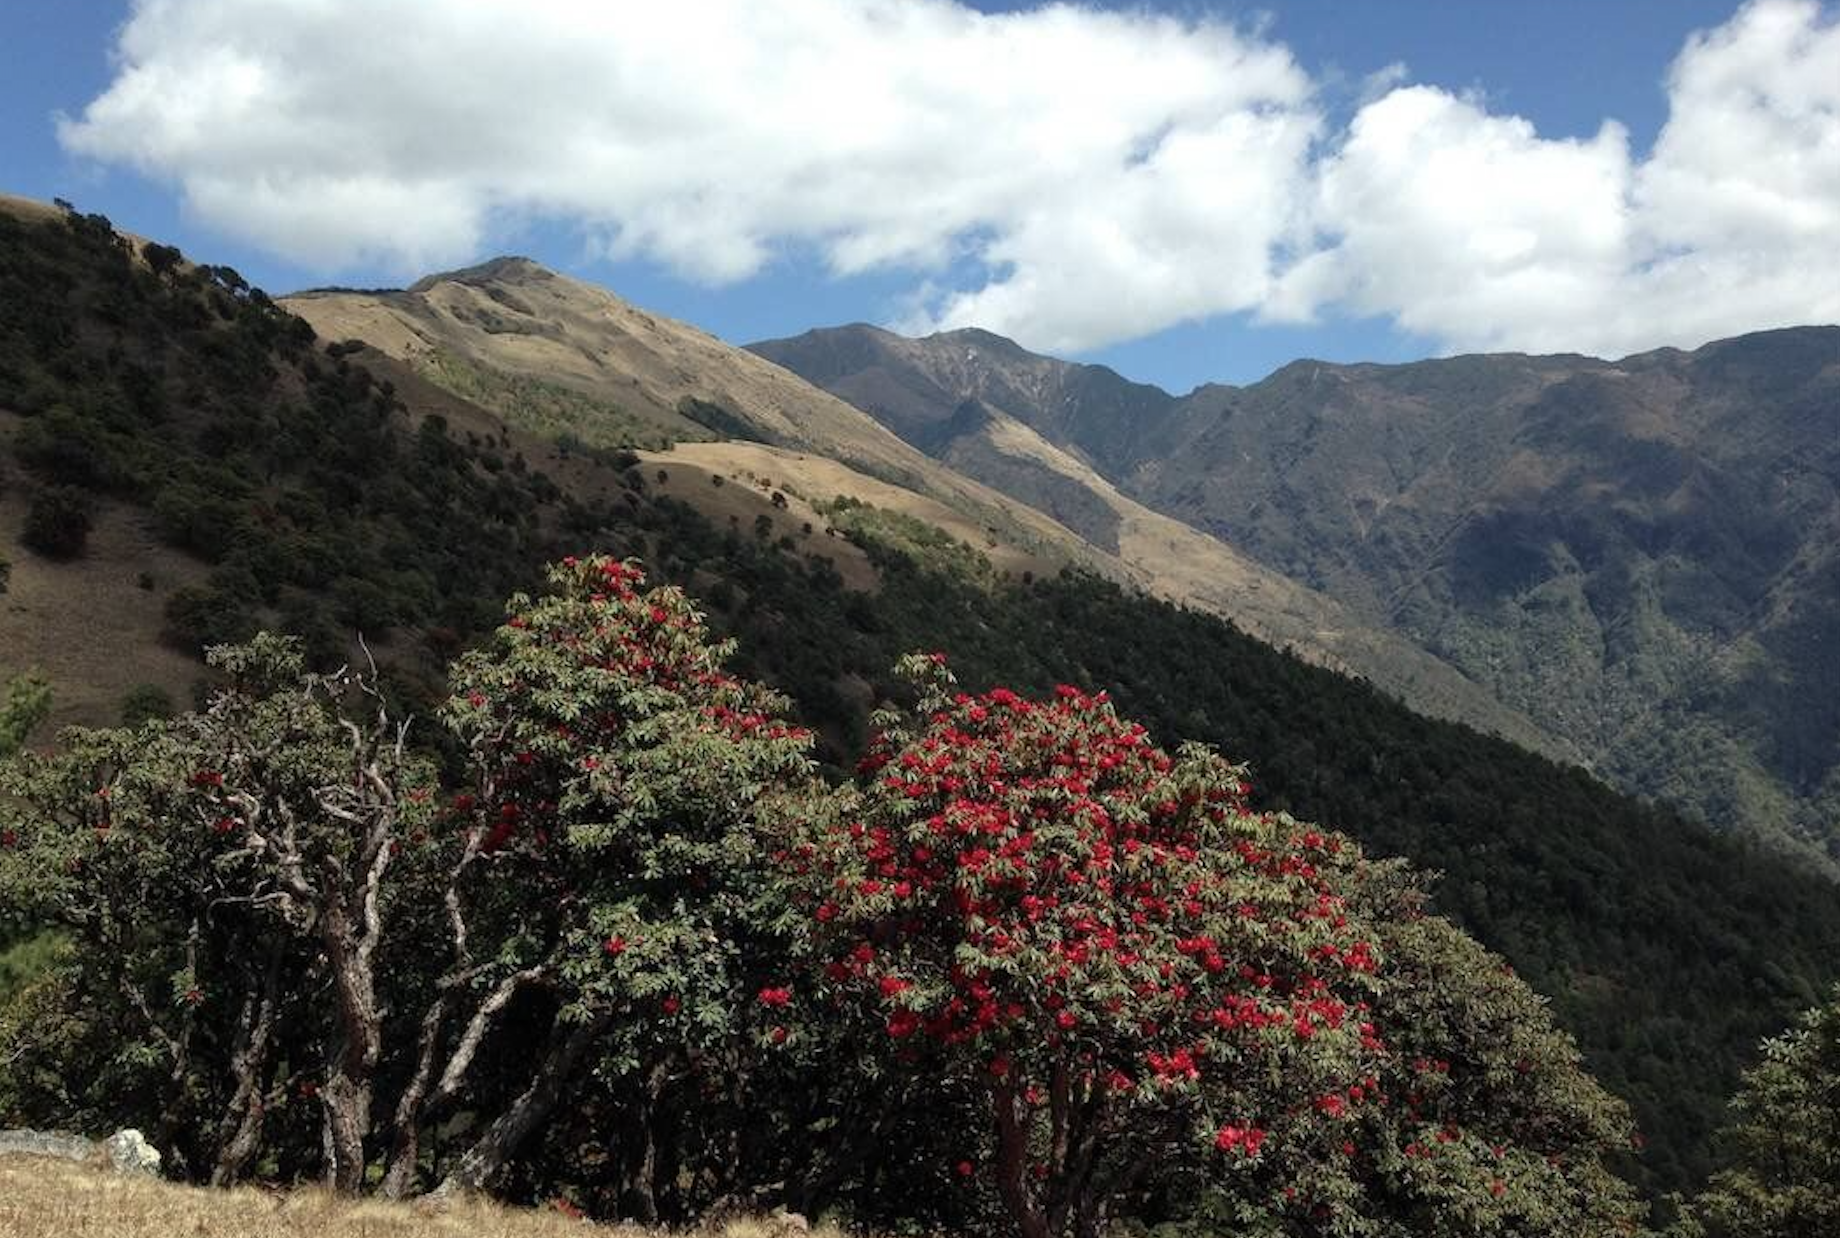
[755,323,1840,864]
[3,203,1838,1197]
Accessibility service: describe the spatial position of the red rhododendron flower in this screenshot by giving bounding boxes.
[1215,1125,1266,1156]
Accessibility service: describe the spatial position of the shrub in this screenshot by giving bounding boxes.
[118,684,177,727]
[163,584,258,653]
[15,409,114,488]
[142,242,183,277]
[22,487,94,559]
[0,673,51,759]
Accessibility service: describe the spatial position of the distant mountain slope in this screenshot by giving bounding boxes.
[286,264,1571,762]
[752,323,1840,861]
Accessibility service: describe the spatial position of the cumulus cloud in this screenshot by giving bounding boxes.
[58,0,1840,358]
[1266,88,1639,351]
[1275,0,1840,355]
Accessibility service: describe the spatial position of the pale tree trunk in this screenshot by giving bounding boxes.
[210,949,283,1186]
[318,893,383,1194]
[306,689,406,1193]
[432,1011,611,1197]
[381,963,549,1199]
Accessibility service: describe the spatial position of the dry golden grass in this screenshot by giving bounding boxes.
[633,445,881,593]
[643,441,1057,586]
[0,1154,850,1238]
[281,270,1106,578]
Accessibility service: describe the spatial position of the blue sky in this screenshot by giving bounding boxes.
[4,0,1832,393]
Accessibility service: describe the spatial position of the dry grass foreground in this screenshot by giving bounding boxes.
[0,1154,848,1238]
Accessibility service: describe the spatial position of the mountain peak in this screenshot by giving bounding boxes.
[921,325,1031,358]
[408,255,555,294]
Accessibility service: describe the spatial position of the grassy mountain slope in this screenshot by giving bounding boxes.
[282,261,1097,567]
[752,323,1840,861]
[284,266,1574,761]
[6,200,1840,1194]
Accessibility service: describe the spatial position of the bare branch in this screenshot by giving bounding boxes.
[430,965,552,1107]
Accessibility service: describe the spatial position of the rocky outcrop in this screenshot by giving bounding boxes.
[0,1128,162,1177]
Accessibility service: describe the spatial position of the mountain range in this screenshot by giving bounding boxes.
[752,322,1840,862]
[282,261,1582,762]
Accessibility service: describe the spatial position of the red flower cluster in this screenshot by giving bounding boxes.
[800,669,1391,1192]
[1214,1124,1267,1156]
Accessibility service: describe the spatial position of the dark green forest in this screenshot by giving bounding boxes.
[3,205,1838,1200]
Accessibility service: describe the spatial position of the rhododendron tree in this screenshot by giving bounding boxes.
[788,656,1650,1238]
[790,656,1392,1238]
[419,554,816,1206]
[0,634,439,1190]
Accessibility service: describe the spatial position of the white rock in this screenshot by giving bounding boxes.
[103,1129,162,1177]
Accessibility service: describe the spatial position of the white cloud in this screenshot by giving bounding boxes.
[1266,87,1638,352]
[58,0,1840,359]
[1272,0,1840,356]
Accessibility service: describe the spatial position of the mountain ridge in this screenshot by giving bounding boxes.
[282,259,1575,762]
[751,321,1840,861]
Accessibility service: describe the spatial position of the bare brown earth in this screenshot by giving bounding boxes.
[0,422,209,735]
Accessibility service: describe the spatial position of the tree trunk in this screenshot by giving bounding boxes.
[992,1085,1051,1238]
[210,950,283,1187]
[432,1011,610,1197]
[321,1073,372,1194]
[319,899,382,1193]
[379,994,452,1199]
[381,964,550,1199]
[625,1058,672,1222]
